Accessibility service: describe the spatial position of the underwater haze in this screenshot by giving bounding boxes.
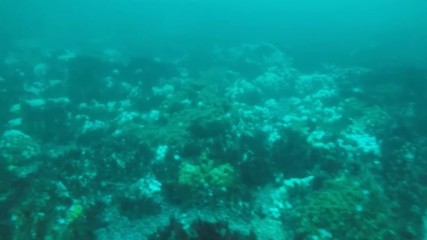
[1,1,427,239]
[2,0,427,68]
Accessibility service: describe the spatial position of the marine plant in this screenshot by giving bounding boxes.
[296,176,396,240]
[178,153,235,192]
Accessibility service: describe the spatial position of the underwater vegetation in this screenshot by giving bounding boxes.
[0,42,426,240]
[178,156,236,191]
[295,177,395,240]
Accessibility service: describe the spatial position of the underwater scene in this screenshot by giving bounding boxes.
[1,0,427,239]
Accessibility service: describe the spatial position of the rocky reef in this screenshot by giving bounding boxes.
[0,43,426,240]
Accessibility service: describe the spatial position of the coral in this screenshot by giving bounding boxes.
[178,156,235,191]
[130,175,163,199]
[296,177,396,240]
[115,83,230,149]
[2,44,426,239]
[0,129,40,166]
[65,202,84,225]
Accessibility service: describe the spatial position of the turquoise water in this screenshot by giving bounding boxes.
[1,1,427,239]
